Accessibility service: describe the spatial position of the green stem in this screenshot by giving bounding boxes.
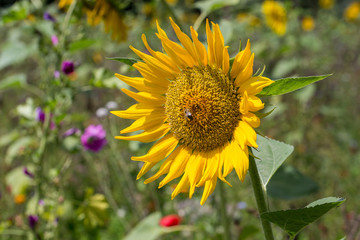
[218,182,232,240]
[248,152,274,240]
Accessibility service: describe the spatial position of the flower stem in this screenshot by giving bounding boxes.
[248,152,274,240]
[218,182,232,240]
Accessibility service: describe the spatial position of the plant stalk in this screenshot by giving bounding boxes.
[218,182,232,240]
[248,152,274,240]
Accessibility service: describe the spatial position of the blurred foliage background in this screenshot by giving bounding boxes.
[0,0,359,239]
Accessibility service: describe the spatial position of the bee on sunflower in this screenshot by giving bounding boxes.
[112,18,273,205]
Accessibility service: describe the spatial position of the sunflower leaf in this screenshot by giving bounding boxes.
[261,197,345,238]
[123,212,162,240]
[253,135,294,188]
[106,57,139,66]
[257,74,332,96]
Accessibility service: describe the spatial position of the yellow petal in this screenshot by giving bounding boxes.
[131,133,178,162]
[120,113,166,134]
[200,177,217,205]
[239,90,250,114]
[156,34,196,68]
[222,142,234,177]
[206,19,215,66]
[137,162,157,179]
[222,47,230,75]
[130,46,177,79]
[186,153,206,198]
[141,34,180,72]
[111,104,162,120]
[212,23,225,68]
[115,74,167,95]
[115,124,169,143]
[238,76,274,96]
[171,173,190,199]
[242,112,260,128]
[230,39,251,79]
[121,88,165,105]
[234,53,254,87]
[159,146,191,188]
[197,150,219,187]
[144,146,182,184]
[169,17,198,64]
[238,121,258,148]
[133,61,171,87]
[190,26,208,66]
[229,140,247,181]
[247,95,264,112]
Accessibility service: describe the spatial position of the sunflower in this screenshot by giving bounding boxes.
[112,18,273,205]
[262,0,287,36]
[344,2,360,22]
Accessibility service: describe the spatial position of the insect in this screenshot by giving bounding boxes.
[184,108,193,121]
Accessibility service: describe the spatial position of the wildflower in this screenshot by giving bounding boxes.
[96,108,108,118]
[61,60,75,75]
[14,194,26,204]
[28,215,39,229]
[86,0,128,42]
[236,201,247,210]
[58,0,73,9]
[262,0,287,35]
[302,16,315,32]
[111,18,273,204]
[43,12,56,22]
[35,107,55,129]
[344,2,360,22]
[159,214,181,227]
[23,167,34,178]
[81,125,107,152]
[51,35,59,46]
[63,128,81,137]
[319,0,334,9]
[54,71,60,79]
[105,101,118,110]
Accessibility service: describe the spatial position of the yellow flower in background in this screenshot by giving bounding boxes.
[262,0,287,36]
[237,13,261,27]
[344,2,360,22]
[112,18,273,205]
[86,0,128,42]
[14,194,26,204]
[302,16,315,31]
[319,0,334,9]
[58,0,73,9]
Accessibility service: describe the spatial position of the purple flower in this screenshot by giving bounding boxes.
[43,12,55,22]
[51,35,59,46]
[28,215,39,229]
[35,107,55,129]
[54,70,60,79]
[63,128,81,137]
[38,199,45,206]
[81,125,107,152]
[23,167,34,178]
[61,61,75,75]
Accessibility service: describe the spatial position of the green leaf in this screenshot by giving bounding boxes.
[253,135,294,188]
[195,0,240,15]
[77,193,109,228]
[2,1,29,24]
[69,39,97,52]
[5,136,35,164]
[0,40,37,70]
[257,74,332,97]
[0,74,26,90]
[267,165,318,200]
[106,57,139,66]
[261,197,345,237]
[238,225,260,240]
[123,212,162,240]
[5,166,34,195]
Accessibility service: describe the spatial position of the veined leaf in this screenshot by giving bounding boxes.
[253,135,294,188]
[106,57,139,66]
[257,74,332,96]
[261,197,345,237]
[267,165,318,200]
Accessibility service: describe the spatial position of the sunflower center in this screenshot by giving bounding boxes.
[165,65,241,152]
